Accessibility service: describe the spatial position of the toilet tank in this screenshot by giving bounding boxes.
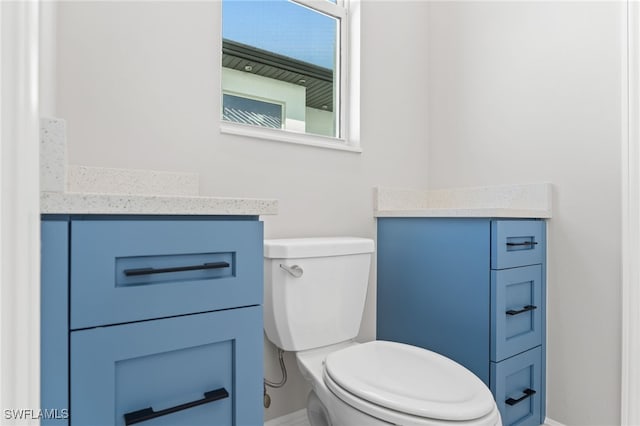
[264,237,374,352]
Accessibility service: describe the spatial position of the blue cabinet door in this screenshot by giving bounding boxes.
[70,306,263,426]
[491,347,542,426]
[491,265,543,362]
[377,218,491,384]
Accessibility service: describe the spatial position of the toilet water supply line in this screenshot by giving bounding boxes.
[264,348,288,408]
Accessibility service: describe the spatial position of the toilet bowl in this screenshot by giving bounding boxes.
[295,341,501,426]
[264,238,502,426]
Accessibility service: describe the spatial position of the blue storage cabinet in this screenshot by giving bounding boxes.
[377,218,546,426]
[41,216,264,426]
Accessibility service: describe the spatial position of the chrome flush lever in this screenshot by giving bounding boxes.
[279,264,303,278]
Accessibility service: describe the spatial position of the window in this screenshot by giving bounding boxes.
[222,94,283,129]
[221,0,354,149]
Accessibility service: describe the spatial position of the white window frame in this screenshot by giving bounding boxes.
[219,0,361,153]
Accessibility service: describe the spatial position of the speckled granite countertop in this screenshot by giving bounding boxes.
[40,191,278,216]
[374,184,552,218]
[40,118,277,216]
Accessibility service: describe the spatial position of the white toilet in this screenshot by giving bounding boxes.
[264,237,502,426]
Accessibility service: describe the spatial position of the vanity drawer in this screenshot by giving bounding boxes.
[70,220,262,329]
[491,346,542,426]
[491,265,543,362]
[70,306,262,426]
[491,220,544,270]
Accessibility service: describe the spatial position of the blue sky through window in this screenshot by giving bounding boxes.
[222,0,337,70]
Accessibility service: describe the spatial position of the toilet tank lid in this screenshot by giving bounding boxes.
[264,237,374,259]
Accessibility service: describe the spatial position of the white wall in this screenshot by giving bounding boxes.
[427,2,624,425]
[55,1,430,420]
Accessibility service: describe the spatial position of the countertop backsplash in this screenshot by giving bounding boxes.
[39,117,277,215]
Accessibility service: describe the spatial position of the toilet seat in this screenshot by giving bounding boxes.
[324,341,497,424]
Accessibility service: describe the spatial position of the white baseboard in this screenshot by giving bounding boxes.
[544,417,567,426]
[265,409,310,426]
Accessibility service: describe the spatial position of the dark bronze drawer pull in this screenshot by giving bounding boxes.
[506,241,538,247]
[124,388,229,425]
[124,262,230,277]
[506,305,537,316]
[505,388,536,406]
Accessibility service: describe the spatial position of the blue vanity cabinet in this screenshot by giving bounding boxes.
[377,218,546,426]
[41,216,264,426]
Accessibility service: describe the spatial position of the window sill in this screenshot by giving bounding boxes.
[220,121,362,153]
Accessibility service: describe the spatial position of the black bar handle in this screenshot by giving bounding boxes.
[506,305,538,316]
[506,241,538,247]
[124,262,230,277]
[505,388,536,406]
[124,388,229,425]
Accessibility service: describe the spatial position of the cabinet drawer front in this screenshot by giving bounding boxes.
[491,220,544,270]
[491,347,542,426]
[491,265,543,362]
[71,220,262,329]
[70,306,263,426]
